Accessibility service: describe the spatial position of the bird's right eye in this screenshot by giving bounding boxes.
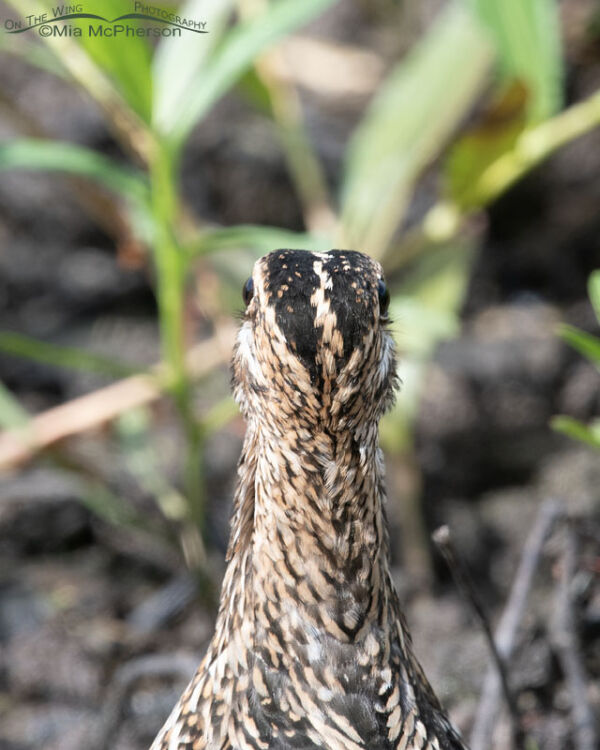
[377,279,390,318]
[243,277,254,307]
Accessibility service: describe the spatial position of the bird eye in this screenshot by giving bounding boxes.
[377,279,390,318]
[242,277,254,307]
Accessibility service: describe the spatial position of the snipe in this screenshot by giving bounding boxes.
[151,250,467,750]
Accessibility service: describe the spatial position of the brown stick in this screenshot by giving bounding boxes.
[433,525,524,749]
[0,324,236,473]
[469,498,565,750]
[551,520,598,750]
[433,526,524,750]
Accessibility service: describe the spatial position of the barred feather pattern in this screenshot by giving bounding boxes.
[151,250,467,750]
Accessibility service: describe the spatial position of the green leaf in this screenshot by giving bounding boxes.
[201,396,238,435]
[186,224,329,259]
[116,408,190,523]
[0,381,30,430]
[188,226,332,310]
[465,0,563,121]
[380,357,427,452]
[153,0,235,135]
[236,68,275,115]
[588,270,600,325]
[80,480,149,528]
[0,332,144,378]
[381,239,475,448]
[3,0,153,124]
[551,416,600,450]
[558,324,600,369]
[167,0,339,146]
[0,139,150,206]
[340,2,493,258]
[391,241,475,356]
[0,32,69,78]
[391,298,461,357]
[75,0,153,121]
[445,88,600,210]
[444,81,529,208]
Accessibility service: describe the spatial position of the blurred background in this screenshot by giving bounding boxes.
[0,0,599,748]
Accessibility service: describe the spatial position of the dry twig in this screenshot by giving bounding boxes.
[0,324,236,472]
[551,520,598,750]
[432,525,524,749]
[469,498,565,750]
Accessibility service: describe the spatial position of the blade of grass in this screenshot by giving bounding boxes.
[149,141,205,533]
[0,32,69,78]
[0,326,237,471]
[185,224,329,259]
[443,82,529,209]
[153,0,235,135]
[200,396,239,436]
[340,2,493,258]
[473,87,600,204]
[558,325,600,370]
[465,0,563,120]
[0,332,145,378]
[0,382,30,430]
[150,144,186,402]
[238,0,336,234]
[0,138,153,244]
[0,139,150,206]
[116,408,190,524]
[3,0,155,161]
[380,238,476,450]
[419,86,600,238]
[75,0,153,122]
[80,480,151,528]
[167,0,339,147]
[193,228,332,307]
[588,270,600,325]
[551,416,600,451]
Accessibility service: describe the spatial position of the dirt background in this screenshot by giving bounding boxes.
[0,1,599,749]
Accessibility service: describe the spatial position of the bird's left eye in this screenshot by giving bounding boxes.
[377,279,390,318]
[243,277,254,307]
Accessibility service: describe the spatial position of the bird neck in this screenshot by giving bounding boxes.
[244,420,391,640]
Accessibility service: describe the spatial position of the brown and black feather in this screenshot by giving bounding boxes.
[151,249,467,750]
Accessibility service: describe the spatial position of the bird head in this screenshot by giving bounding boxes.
[232,249,398,434]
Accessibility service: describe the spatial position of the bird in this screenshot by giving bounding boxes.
[150,249,467,750]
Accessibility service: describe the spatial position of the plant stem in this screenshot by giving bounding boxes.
[150,145,185,402]
[149,143,205,538]
[238,0,337,235]
[472,87,600,205]
[4,0,155,164]
[383,88,600,268]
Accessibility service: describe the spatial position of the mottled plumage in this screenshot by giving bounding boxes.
[151,250,467,750]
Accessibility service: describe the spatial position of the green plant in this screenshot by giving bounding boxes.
[552,271,600,450]
[0,0,335,569]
